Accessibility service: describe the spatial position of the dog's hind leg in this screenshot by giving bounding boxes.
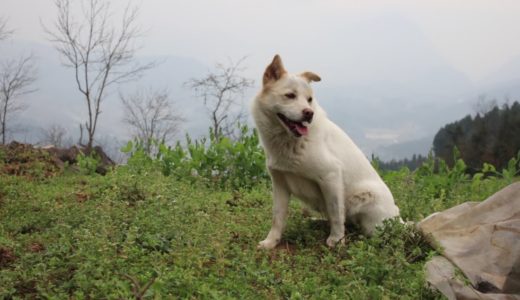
[358,199,400,236]
[258,170,291,250]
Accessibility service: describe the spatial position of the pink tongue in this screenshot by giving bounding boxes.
[295,124,308,136]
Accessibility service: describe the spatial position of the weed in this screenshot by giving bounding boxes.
[76,152,101,175]
[122,125,268,190]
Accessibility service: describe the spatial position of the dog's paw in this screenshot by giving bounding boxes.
[257,239,279,250]
[326,235,345,248]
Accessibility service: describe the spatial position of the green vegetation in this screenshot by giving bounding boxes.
[121,126,268,190]
[433,101,520,171]
[0,132,517,299]
[375,154,428,172]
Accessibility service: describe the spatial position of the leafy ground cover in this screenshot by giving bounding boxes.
[0,139,517,299]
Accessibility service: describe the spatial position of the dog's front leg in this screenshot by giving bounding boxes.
[258,170,290,250]
[319,172,345,247]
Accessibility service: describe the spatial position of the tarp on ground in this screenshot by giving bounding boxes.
[418,182,520,299]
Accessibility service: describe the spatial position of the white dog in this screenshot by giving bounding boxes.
[252,55,400,249]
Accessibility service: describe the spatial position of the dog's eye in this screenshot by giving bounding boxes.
[308,97,313,103]
[284,93,296,99]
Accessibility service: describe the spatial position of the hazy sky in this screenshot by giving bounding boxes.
[3,0,520,158]
[5,0,520,81]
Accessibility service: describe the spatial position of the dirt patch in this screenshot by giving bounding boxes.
[267,241,298,262]
[14,279,38,297]
[27,242,45,253]
[75,191,90,203]
[1,142,62,178]
[0,247,17,268]
[0,141,115,177]
[275,241,297,254]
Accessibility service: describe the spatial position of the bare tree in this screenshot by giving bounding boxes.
[0,55,37,144]
[120,88,184,154]
[40,124,70,147]
[0,17,36,144]
[0,17,13,41]
[46,0,154,149]
[185,57,254,141]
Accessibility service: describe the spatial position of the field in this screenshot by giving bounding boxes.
[0,140,517,299]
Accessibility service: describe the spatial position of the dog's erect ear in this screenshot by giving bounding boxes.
[263,55,286,86]
[300,71,321,83]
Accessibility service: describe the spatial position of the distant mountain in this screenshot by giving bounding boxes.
[372,136,433,161]
[312,14,477,155]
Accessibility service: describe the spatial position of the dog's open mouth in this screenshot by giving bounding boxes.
[277,113,309,137]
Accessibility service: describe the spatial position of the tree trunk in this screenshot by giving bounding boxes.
[1,101,7,145]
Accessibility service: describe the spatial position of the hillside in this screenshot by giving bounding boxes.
[433,101,520,170]
[0,141,516,298]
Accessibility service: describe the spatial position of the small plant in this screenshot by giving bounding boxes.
[121,140,155,175]
[117,177,147,206]
[501,150,520,183]
[76,151,100,175]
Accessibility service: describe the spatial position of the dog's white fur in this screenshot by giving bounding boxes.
[252,55,400,249]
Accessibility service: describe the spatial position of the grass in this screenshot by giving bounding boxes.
[0,163,513,299]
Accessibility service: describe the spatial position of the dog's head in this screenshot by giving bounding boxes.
[257,55,321,138]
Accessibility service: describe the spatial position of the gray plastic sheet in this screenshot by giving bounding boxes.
[418,182,520,299]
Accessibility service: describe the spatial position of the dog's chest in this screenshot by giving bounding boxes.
[282,172,326,213]
[264,137,310,171]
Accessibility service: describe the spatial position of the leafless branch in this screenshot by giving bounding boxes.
[120,87,184,155]
[185,56,254,140]
[40,124,70,147]
[45,0,154,149]
[0,54,37,144]
[0,17,14,41]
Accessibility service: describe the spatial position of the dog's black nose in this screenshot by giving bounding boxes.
[302,109,314,122]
